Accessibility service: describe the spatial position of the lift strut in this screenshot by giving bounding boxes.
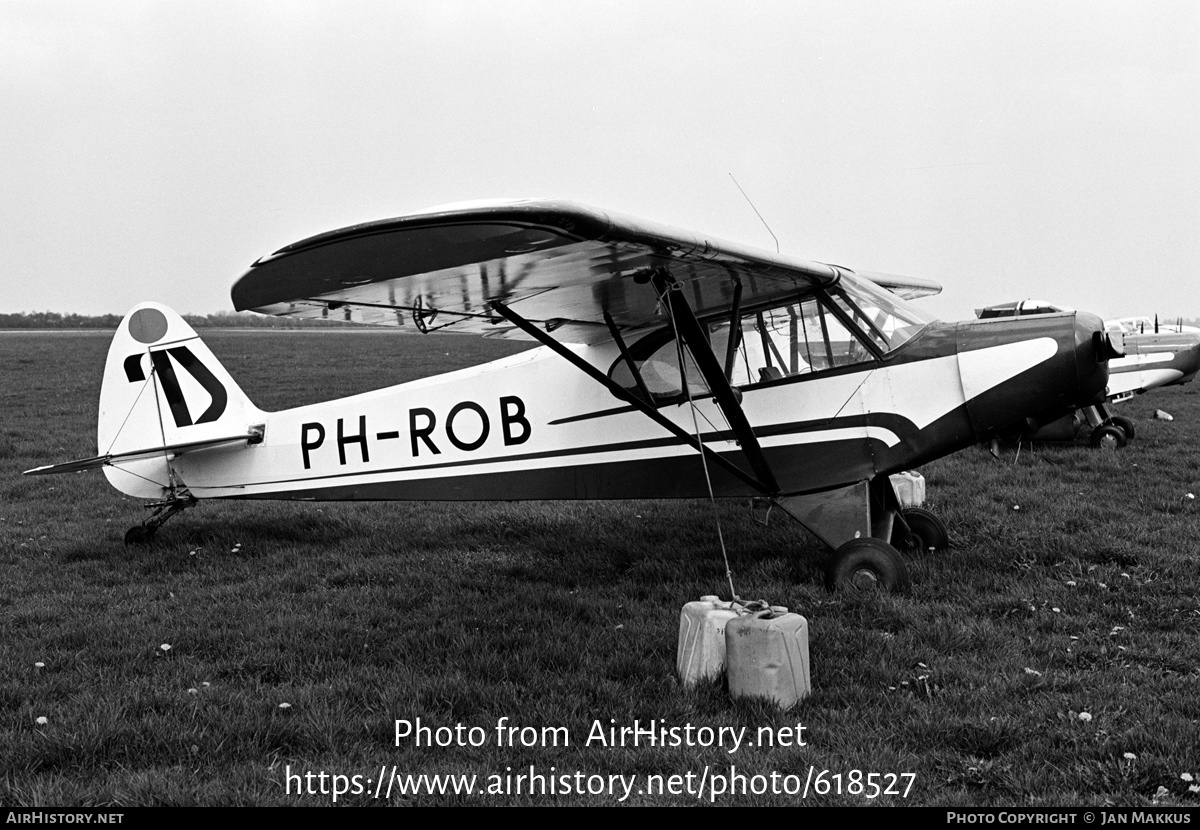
[650,269,780,493]
[488,300,775,495]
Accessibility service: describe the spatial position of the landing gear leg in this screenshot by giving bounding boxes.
[774,475,947,593]
[868,474,951,553]
[124,490,197,546]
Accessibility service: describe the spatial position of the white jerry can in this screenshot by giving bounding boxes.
[889,470,926,507]
[677,596,738,686]
[725,607,811,710]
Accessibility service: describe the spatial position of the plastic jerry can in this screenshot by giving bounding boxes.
[677,595,737,686]
[725,606,811,709]
[889,470,926,507]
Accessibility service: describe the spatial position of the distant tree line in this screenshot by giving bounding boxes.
[0,311,359,329]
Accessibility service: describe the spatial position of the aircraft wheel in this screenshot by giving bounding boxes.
[900,507,950,552]
[124,525,156,546]
[825,538,911,594]
[1106,416,1136,441]
[1090,424,1127,450]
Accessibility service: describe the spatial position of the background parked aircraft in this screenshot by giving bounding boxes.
[973,301,1200,447]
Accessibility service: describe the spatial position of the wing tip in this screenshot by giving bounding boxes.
[858,270,943,299]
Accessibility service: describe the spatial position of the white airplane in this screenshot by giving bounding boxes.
[25,200,1122,592]
[1106,316,1200,336]
[1040,329,1200,447]
[975,302,1200,447]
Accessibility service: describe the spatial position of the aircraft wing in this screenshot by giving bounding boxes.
[231,199,864,344]
[857,270,942,300]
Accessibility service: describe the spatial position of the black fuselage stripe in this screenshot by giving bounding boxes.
[195,412,919,490]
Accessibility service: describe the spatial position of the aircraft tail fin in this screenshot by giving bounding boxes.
[93,303,263,498]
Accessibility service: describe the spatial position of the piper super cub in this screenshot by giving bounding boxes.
[26,200,1123,592]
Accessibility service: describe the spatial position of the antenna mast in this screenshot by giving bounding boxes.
[729,173,780,253]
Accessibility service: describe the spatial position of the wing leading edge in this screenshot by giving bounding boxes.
[231,199,940,343]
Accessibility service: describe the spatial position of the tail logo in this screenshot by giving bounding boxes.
[125,347,228,427]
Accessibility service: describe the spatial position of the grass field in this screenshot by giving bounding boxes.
[2,330,1199,807]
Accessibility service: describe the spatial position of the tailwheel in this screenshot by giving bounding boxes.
[124,525,157,546]
[825,537,911,594]
[125,490,197,546]
[1105,416,1135,441]
[900,507,950,553]
[1090,423,1127,450]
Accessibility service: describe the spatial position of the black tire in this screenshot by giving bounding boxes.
[124,525,156,546]
[1090,424,1127,450]
[825,538,911,594]
[900,507,950,552]
[1106,416,1135,441]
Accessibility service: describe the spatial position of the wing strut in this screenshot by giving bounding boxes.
[603,311,654,405]
[722,278,744,381]
[488,301,774,495]
[651,269,780,494]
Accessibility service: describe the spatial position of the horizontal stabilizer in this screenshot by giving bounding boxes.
[23,432,260,477]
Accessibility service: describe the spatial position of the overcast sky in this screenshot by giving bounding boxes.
[3,0,1197,323]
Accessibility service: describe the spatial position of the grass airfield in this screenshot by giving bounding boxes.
[2,329,1199,807]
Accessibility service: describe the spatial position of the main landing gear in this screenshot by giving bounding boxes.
[124,491,196,546]
[774,476,951,594]
[1025,405,1135,449]
[1083,403,1135,450]
[897,507,950,554]
[825,537,911,593]
[1089,414,1134,449]
[823,507,950,593]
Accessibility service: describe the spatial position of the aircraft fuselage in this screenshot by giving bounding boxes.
[123,312,1110,504]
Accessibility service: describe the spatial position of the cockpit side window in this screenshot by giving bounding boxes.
[606,275,934,401]
[609,333,709,402]
[707,294,878,387]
